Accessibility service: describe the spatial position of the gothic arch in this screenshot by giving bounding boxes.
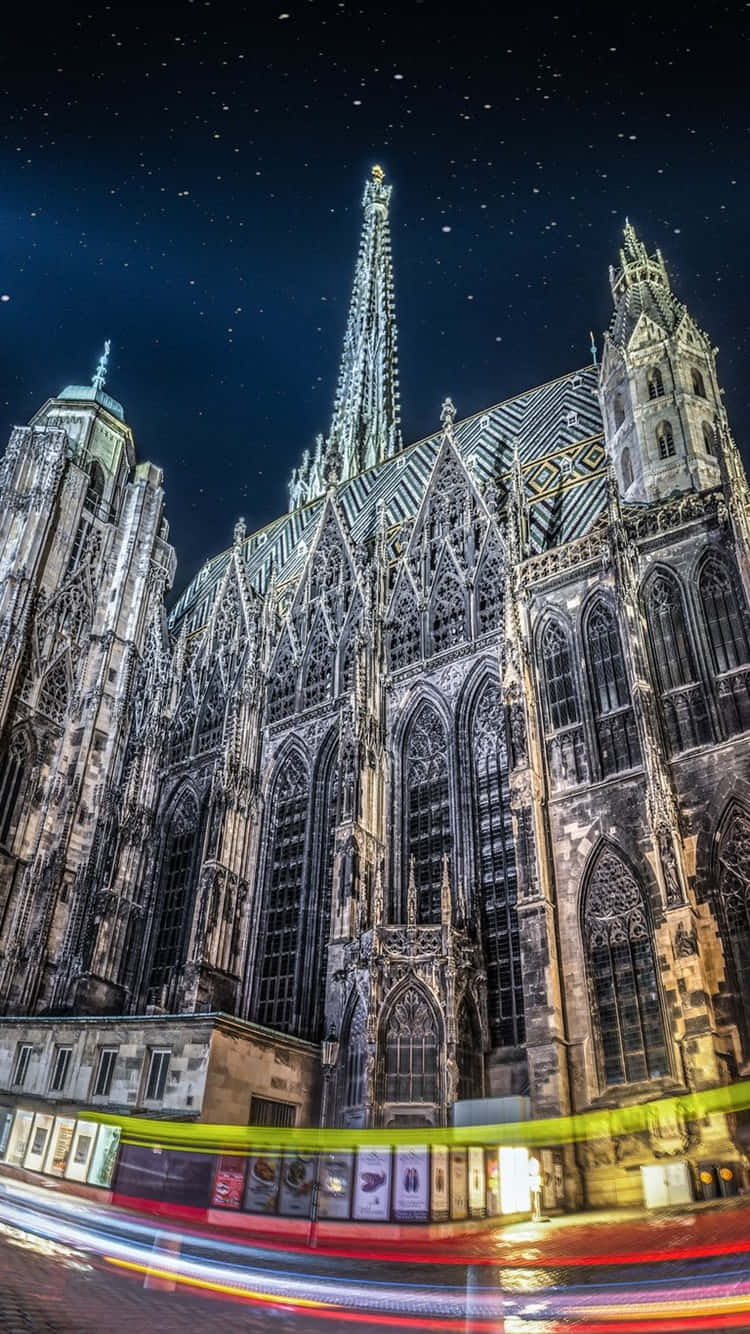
[456,993,484,1100]
[535,610,580,732]
[267,629,298,723]
[194,668,225,754]
[695,551,750,737]
[387,572,421,673]
[396,694,454,924]
[147,784,204,1003]
[297,730,339,1040]
[581,592,640,777]
[428,550,468,656]
[378,979,444,1110]
[338,992,367,1117]
[0,725,36,847]
[337,606,361,696]
[300,614,335,711]
[580,841,669,1089]
[711,802,750,1053]
[474,535,504,636]
[641,564,711,753]
[37,653,72,725]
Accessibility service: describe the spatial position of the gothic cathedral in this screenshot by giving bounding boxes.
[1,168,749,1200]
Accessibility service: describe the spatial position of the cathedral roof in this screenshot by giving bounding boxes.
[170,363,606,635]
[57,383,126,422]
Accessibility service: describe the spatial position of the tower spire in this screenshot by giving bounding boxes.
[327,165,402,482]
[91,339,111,394]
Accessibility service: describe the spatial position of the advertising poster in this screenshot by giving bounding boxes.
[317,1152,353,1220]
[0,1108,14,1158]
[468,1145,486,1217]
[430,1145,449,1221]
[499,1145,531,1215]
[279,1153,317,1217]
[87,1124,121,1188]
[65,1122,99,1183]
[4,1110,34,1167]
[45,1117,76,1178]
[393,1146,429,1222]
[450,1147,468,1219]
[485,1149,501,1216]
[24,1113,54,1172]
[210,1155,247,1210]
[353,1147,392,1222]
[243,1153,281,1214]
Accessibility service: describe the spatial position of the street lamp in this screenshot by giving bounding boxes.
[308,1026,340,1248]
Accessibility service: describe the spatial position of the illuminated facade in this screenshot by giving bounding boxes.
[1,171,749,1205]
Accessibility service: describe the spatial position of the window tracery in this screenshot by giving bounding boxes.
[699,557,750,736]
[656,420,675,459]
[342,999,367,1110]
[167,705,195,765]
[475,543,504,635]
[195,671,225,753]
[430,561,467,655]
[253,753,309,1034]
[0,730,32,845]
[456,1000,483,1101]
[470,680,524,1047]
[584,847,668,1087]
[585,600,640,776]
[148,791,201,997]
[540,619,586,787]
[301,621,335,710]
[404,703,452,923]
[38,658,69,723]
[267,635,297,723]
[647,367,665,399]
[388,579,421,672]
[644,571,710,752]
[383,986,440,1104]
[305,755,338,1039]
[717,811,750,1048]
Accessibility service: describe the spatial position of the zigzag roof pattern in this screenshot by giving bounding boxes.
[170,363,606,635]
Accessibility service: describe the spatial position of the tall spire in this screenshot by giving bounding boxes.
[607,221,682,348]
[327,165,401,481]
[91,339,111,394]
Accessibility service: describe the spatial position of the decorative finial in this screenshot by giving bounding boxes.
[371,164,385,183]
[91,339,111,393]
[233,516,246,547]
[589,330,598,367]
[440,396,456,431]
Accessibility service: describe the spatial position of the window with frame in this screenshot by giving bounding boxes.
[38,659,69,724]
[92,1047,118,1098]
[540,620,579,731]
[585,600,640,776]
[144,1049,171,1102]
[456,1001,483,1102]
[388,579,421,672]
[303,755,338,1040]
[656,420,675,459]
[301,623,335,710]
[342,1004,366,1110]
[470,680,524,1047]
[49,1046,73,1094]
[647,367,665,399]
[702,421,716,456]
[253,753,309,1033]
[475,544,503,636]
[148,792,200,995]
[0,730,31,846]
[644,571,710,752]
[267,636,297,722]
[249,1094,297,1127]
[691,367,707,398]
[584,848,668,1087]
[699,557,750,736]
[430,562,467,655]
[716,810,750,1050]
[12,1043,32,1088]
[194,672,224,753]
[404,703,452,924]
[383,987,439,1104]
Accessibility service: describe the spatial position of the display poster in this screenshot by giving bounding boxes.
[430,1145,449,1221]
[0,1108,14,1158]
[4,1110,34,1167]
[450,1147,468,1219]
[24,1113,54,1172]
[353,1147,392,1222]
[499,1145,531,1215]
[468,1146,486,1217]
[243,1153,281,1214]
[393,1146,429,1222]
[87,1124,121,1188]
[485,1149,501,1216]
[317,1151,353,1220]
[65,1122,99,1183]
[45,1117,76,1177]
[279,1153,317,1217]
[210,1155,247,1210]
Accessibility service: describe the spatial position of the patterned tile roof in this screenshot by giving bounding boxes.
[170,363,606,633]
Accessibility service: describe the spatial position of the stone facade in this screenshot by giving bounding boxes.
[1,171,749,1205]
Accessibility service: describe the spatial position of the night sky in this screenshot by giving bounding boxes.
[1,2,748,599]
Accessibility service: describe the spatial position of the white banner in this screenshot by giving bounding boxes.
[393,1146,429,1221]
[353,1147,392,1221]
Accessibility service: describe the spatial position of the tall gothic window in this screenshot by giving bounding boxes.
[702,421,716,456]
[84,460,105,513]
[644,571,710,752]
[456,1000,484,1102]
[584,600,640,777]
[0,730,32,846]
[341,1000,367,1112]
[699,557,750,736]
[404,702,452,923]
[38,658,69,724]
[691,367,707,398]
[149,791,201,996]
[716,810,750,1049]
[584,846,668,1087]
[268,635,297,723]
[430,561,467,655]
[253,753,309,1034]
[470,680,524,1047]
[656,420,675,459]
[647,367,665,399]
[194,671,225,753]
[301,622,335,710]
[167,706,195,765]
[388,579,421,672]
[382,986,440,1104]
[621,447,634,491]
[540,620,579,731]
[303,753,338,1039]
[475,543,504,636]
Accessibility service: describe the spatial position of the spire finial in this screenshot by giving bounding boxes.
[91,339,111,393]
[589,329,598,367]
[440,396,456,431]
[371,163,385,183]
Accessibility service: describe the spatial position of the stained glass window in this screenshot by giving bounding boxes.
[383,987,439,1103]
[540,620,579,731]
[149,792,200,996]
[405,703,452,924]
[253,753,309,1034]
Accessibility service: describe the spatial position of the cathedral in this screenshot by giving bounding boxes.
[1,166,749,1203]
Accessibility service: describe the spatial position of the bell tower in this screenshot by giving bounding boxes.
[599,222,722,502]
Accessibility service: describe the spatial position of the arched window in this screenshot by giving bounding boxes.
[702,421,716,456]
[584,600,640,776]
[253,752,309,1034]
[341,999,367,1113]
[475,543,504,635]
[383,986,440,1104]
[456,1000,484,1102]
[194,672,224,753]
[148,791,201,997]
[699,557,750,736]
[584,846,668,1087]
[470,679,524,1047]
[301,622,335,710]
[430,562,467,655]
[647,367,665,399]
[656,420,675,459]
[38,658,69,724]
[621,446,634,491]
[84,460,105,512]
[691,367,707,398]
[388,579,421,672]
[613,392,626,430]
[404,703,452,924]
[267,635,297,723]
[303,752,338,1039]
[540,620,579,731]
[644,571,710,752]
[716,810,750,1050]
[0,730,32,846]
